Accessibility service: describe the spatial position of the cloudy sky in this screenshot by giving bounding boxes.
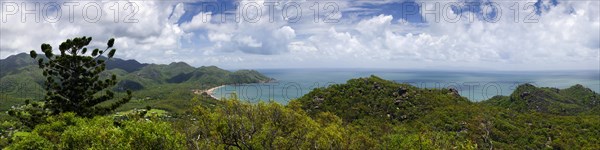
[0,0,598,70]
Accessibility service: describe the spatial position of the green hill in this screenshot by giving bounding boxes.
[0,53,37,78]
[103,57,148,73]
[481,84,600,115]
[296,75,470,122]
[0,53,272,115]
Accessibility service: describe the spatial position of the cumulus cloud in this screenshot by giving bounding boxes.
[286,0,600,70]
[0,0,190,64]
[180,11,212,31]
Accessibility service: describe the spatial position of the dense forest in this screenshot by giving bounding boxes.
[1,37,599,149]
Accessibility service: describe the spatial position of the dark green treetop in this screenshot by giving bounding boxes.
[29,36,131,117]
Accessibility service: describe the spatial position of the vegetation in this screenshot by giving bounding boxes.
[175,96,348,149]
[26,36,132,117]
[0,38,598,149]
[296,75,470,122]
[3,75,597,149]
[4,113,185,150]
[0,53,271,117]
[482,83,600,115]
[292,76,600,149]
[0,53,36,78]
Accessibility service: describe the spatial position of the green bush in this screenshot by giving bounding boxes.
[176,98,350,149]
[5,132,54,150]
[5,113,185,149]
[121,120,185,149]
[59,116,128,149]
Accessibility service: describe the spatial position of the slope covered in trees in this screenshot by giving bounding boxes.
[0,53,36,78]
[296,75,470,122]
[293,76,600,149]
[481,83,600,115]
[0,53,272,115]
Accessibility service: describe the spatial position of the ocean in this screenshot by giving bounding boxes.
[212,69,600,104]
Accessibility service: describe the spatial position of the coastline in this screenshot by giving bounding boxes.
[198,79,274,100]
[206,85,225,100]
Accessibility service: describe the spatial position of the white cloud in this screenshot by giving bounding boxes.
[288,41,317,53]
[0,0,189,64]
[273,26,295,40]
[1,0,598,70]
[236,36,262,48]
[180,12,212,31]
[208,32,232,42]
[356,14,393,36]
[169,3,185,24]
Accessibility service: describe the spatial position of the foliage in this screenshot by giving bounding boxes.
[398,103,600,149]
[481,83,600,115]
[6,100,48,129]
[174,98,349,150]
[382,128,477,150]
[4,131,54,150]
[0,121,21,148]
[296,75,470,123]
[28,36,131,117]
[5,113,185,149]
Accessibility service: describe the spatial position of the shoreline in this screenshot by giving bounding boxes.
[205,85,225,100]
[199,80,275,100]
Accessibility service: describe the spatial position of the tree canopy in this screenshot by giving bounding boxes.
[27,36,131,117]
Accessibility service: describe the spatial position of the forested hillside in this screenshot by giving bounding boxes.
[0,53,272,117]
[482,83,600,115]
[293,76,600,149]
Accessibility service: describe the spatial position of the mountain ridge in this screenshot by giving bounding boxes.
[0,53,272,85]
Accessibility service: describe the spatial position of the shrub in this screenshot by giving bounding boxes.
[5,113,185,149]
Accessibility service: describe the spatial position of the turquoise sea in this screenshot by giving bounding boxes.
[212,69,600,104]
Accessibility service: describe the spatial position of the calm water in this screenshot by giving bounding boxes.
[212,69,600,104]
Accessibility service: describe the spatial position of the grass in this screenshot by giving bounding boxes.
[116,109,169,118]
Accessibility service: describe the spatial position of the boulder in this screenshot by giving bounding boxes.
[448,88,460,96]
[520,91,530,99]
[397,87,408,96]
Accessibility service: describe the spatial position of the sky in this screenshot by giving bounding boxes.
[0,0,598,71]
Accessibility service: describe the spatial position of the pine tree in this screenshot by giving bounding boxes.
[29,36,131,117]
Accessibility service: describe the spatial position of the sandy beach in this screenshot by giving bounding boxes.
[206,85,224,100]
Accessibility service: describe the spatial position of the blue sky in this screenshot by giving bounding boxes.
[0,0,598,70]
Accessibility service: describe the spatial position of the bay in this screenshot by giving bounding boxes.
[212,69,600,104]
